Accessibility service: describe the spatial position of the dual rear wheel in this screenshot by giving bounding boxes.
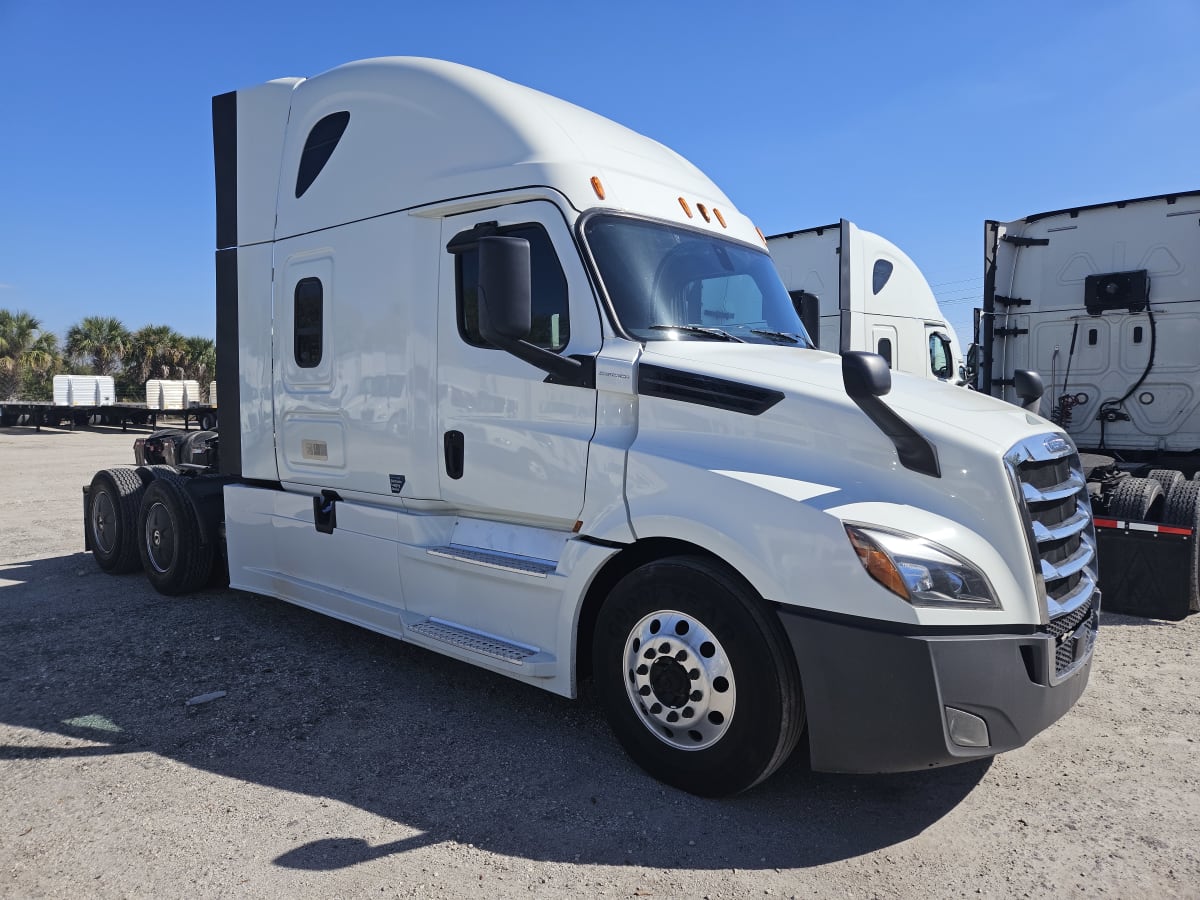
[87,467,215,596]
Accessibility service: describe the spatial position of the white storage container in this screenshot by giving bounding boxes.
[146,379,202,409]
[209,381,218,407]
[53,374,115,406]
[145,379,164,409]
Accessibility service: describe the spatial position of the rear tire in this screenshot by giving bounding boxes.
[88,468,147,573]
[1163,481,1200,613]
[592,556,803,797]
[137,475,213,596]
[1147,469,1185,496]
[1106,477,1163,521]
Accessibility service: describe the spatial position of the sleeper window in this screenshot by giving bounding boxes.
[295,111,350,198]
[877,337,893,367]
[294,277,323,368]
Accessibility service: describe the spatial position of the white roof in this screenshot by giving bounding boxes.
[269,57,755,244]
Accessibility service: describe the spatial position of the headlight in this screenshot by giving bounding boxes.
[845,525,1000,610]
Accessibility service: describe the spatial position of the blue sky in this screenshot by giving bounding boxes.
[2,0,1197,347]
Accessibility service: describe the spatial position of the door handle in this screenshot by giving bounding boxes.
[444,431,464,480]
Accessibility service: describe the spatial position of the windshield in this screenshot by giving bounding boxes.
[583,214,814,347]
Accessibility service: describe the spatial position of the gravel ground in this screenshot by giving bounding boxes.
[1,426,1197,899]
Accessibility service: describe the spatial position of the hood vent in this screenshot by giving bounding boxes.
[638,365,784,416]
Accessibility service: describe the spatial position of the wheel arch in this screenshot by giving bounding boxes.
[574,536,767,686]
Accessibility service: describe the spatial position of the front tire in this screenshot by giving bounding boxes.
[137,475,213,596]
[593,556,803,797]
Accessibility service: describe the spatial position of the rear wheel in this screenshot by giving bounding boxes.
[137,475,213,596]
[88,468,147,573]
[1106,477,1163,521]
[1147,469,1185,496]
[1163,481,1200,613]
[593,556,803,796]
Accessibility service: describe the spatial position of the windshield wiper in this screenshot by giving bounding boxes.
[649,324,746,342]
[750,328,803,345]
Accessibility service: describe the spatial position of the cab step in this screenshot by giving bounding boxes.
[426,544,556,577]
[407,618,556,675]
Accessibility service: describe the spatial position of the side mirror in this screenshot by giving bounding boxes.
[841,350,939,477]
[1013,369,1045,412]
[842,350,892,399]
[964,343,979,388]
[478,236,531,344]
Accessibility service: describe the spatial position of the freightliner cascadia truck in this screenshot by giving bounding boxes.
[767,221,964,384]
[83,58,1097,796]
[978,191,1200,620]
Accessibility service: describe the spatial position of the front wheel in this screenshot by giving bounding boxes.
[593,556,804,796]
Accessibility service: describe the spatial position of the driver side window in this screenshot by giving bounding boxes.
[455,223,571,352]
[929,332,952,379]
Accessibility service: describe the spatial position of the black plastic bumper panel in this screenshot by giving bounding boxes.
[778,605,1095,774]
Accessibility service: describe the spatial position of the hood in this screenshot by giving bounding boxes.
[639,342,1057,459]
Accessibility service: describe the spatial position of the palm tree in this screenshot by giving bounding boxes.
[180,336,217,401]
[0,309,57,400]
[122,324,187,397]
[65,316,129,376]
[21,331,64,400]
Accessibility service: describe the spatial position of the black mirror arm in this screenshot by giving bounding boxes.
[841,351,940,478]
[491,335,595,388]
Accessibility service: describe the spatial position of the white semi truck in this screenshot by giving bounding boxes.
[767,221,964,383]
[83,58,1097,796]
[978,191,1200,619]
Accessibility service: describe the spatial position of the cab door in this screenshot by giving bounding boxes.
[436,200,601,527]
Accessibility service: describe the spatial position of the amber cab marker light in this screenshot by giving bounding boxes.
[755,226,767,246]
[678,197,693,218]
[590,176,606,200]
[696,203,711,223]
[713,208,727,228]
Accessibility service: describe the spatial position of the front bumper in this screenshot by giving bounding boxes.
[778,601,1097,774]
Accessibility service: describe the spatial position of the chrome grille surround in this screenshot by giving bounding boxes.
[1004,434,1099,628]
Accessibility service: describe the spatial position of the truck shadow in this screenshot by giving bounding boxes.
[0,552,988,872]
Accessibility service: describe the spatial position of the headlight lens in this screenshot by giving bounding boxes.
[845,525,1000,609]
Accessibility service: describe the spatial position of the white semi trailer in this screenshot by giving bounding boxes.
[767,221,963,383]
[978,190,1200,619]
[83,58,1097,796]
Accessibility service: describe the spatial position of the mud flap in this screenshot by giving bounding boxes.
[1095,522,1192,620]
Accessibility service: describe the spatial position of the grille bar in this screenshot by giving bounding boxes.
[1006,435,1099,622]
[1031,504,1092,544]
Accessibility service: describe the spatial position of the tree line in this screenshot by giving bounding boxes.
[0,309,216,403]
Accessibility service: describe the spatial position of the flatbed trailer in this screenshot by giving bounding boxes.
[0,401,217,432]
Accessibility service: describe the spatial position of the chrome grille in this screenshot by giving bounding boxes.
[1005,435,1099,622]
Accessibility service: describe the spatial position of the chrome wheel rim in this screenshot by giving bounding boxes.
[623,609,736,751]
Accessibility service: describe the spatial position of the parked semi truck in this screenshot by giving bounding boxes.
[83,58,1097,796]
[978,190,1200,618]
[767,221,964,383]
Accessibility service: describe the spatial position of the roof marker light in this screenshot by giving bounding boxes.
[678,197,693,218]
[590,176,606,200]
[696,203,711,223]
[755,227,767,246]
[713,208,727,228]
